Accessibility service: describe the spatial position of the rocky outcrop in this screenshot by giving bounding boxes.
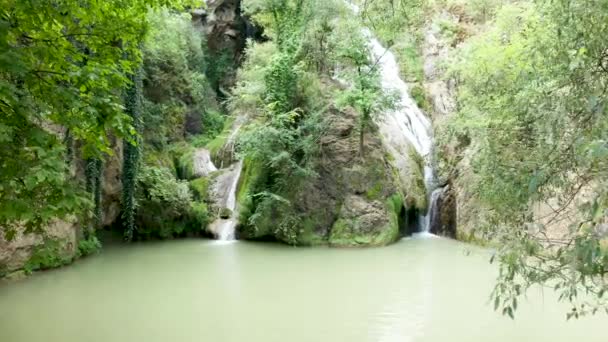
[422,13,472,239]
[192,148,218,178]
[237,107,407,247]
[0,219,79,277]
[102,136,123,227]
[193,0,261,92]
[422,12,457,120]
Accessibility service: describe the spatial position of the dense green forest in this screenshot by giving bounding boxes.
[0,0,607,321]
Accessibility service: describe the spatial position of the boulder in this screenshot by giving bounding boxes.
[237,107,407,246]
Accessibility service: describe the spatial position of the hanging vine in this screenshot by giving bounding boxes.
[84,158,103,238]
[122,66,144,241]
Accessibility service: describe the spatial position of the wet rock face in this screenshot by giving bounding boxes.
[422,11,457,119]
[194,0,261,92]
[429,185,457,238]
[192,148,218,178]
[0,220,78,276]
[291,108,402,246]
[102,135,123,227]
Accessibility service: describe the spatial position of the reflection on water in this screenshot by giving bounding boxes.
[0,238,605,342]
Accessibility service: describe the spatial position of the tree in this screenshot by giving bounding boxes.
[335,19,394,157]
[0,0,199,238]
[447,0,608,318]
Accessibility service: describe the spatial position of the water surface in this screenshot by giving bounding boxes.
[0,237,605,341]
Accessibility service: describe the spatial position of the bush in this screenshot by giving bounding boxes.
[77,236,102,257]
[142,9,224,152]
[189,177,210,202]
[189,202,210,232]
[135,166,208,239]
[24,239,73,274]
[136,166,191,238]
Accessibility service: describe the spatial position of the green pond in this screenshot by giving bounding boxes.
[0,237,605,341]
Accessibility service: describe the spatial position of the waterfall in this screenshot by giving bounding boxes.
[346,1,438,233]
[209,160,243,241]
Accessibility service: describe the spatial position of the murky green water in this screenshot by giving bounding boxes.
[0,237,605,341]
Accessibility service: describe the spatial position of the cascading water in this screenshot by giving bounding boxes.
[346,1,439,233]
[209,160,243,241]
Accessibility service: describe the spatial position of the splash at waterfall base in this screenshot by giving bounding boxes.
[208,161,243,241]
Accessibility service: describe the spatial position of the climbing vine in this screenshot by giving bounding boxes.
[85,158,103,236]
[122,67,144,241]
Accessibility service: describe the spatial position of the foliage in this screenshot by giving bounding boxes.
[134,166,207,239]
[356,0,426,45]
[142,9,224,149]
[0,0,199,238]
[24,238,72,274]
[77,235,102,257]
[122,67,144,241]
[233,0,340,242]
[353,0,426,112]
[334,18,396,156]
[446,0,608,317]
[229,41,279,117]
[85,158,103,233]
[189,178,210,202]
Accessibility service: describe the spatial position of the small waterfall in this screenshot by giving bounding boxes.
[209,160,243,241]
[425,187,444,235]
[346,1,438,233]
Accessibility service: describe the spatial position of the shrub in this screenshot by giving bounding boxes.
[24,239,72,274]
[136,166,192,238]
[135,166,208,239]
[189,202,210,233]
[77,236,102,257]
[189,177,210,202]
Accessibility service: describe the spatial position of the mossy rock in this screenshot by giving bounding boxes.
[142,147,174,170]
[236,158,266,228]
[328,217,399,247]
[219,207,232,219]
[205,116,236,167]
[190,202,209,233]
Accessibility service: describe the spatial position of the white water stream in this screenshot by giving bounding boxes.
[346,1,439,232]
[209,160,243,241]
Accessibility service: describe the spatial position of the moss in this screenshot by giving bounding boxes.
[328,216,398,247]
[386,192,406,235]
[296,217,329,246]
[189,177,210,202]
[410,83,432,113]
[205,116,236,160]
[168,142,195,180]
[365,181,384,200]
[189,202,209,233]
[177,152,196,180]
[404,146,428,211]
[219,207,232,219]
[236,157,265,227]
[142,146,173,170]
